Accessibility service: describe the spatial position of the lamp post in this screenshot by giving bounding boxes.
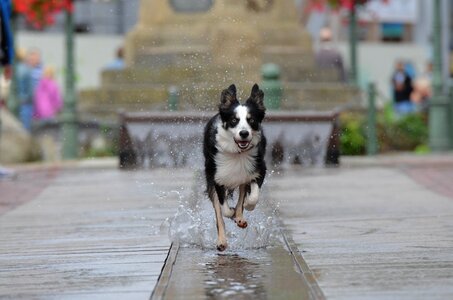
[367,82,378,155]
[348,2,358,86]
[429,0,450,151]
[62,3,78,159]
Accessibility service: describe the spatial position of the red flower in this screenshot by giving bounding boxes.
[328,0,369,9]
[13,0,73,28]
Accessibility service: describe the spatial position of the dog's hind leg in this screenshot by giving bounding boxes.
[234,184,248,228]
[212,192,228,251]
[244,181,259,211]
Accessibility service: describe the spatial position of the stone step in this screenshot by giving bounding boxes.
[100,65,340,88]
[79,83,359,121]
[259,23,313,48]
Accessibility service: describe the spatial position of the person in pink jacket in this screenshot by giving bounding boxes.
[33,66,62,120]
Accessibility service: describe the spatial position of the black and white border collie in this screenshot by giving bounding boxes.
[203,84,267,251]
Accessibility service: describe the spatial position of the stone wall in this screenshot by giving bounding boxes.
[0,108,34,164]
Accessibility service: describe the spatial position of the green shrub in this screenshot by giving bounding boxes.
[81,124,119,158]
[339,108,428,155]
[384,113,428,150]
[340,113,366,155]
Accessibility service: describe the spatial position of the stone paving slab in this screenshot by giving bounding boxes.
[0,167,194,299]
[273,166,453,299]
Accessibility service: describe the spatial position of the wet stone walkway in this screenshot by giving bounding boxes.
[275,165,453,299]
[157,244,317,300]
[2,156,453,299]
[0,166,190,299]
[0,164,322,300]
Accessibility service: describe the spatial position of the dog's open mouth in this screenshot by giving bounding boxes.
[236,140,250,150]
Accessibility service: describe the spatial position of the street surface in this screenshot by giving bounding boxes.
[1,155,453,299]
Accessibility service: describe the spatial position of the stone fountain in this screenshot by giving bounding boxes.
[79,0,358,120]
[118,110,340,169]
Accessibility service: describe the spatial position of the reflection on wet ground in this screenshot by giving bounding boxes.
[164,246,312,300]
[204,252,267,299]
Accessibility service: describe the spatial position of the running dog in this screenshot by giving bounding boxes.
[203,84,267,251]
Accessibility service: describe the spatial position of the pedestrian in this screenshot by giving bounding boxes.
[104,46,125,71]
[391,60,414,115]
[27,48,44,93]
[27,49,44,87]
[15,48,33,130]
[314,27,346,82]
[411,61,432,113]
[0,0,12,67]
[33,66,62,120]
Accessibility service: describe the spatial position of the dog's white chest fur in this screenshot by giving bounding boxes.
[214,150,258,189]
[213,121,259,189]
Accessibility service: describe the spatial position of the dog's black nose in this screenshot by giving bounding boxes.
[239,130,249,138]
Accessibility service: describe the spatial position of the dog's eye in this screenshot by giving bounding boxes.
[231,118,238,125]
[248,118,255,124]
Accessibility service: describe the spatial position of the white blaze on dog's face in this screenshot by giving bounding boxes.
[217,84,266,153]
[230,105,253,150]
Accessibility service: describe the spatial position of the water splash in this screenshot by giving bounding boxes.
[162,171,282,250]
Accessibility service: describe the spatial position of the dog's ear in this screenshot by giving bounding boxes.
[247,83,266,113]
[219,84,238,111]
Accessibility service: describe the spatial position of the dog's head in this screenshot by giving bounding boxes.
[218,84,266,152]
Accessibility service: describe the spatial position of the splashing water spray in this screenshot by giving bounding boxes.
[162,169,282,251]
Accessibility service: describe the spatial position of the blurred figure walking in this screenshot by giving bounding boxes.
[104,47,125,71]
[33,66,62,120]
[315,27,346,82]
[16,48,33,130]
[27,48,44,91]
[391,60,414,115]
[411,61,432,114]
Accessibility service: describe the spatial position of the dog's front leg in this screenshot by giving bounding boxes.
[212,193,228,251]
[234,184,248,228]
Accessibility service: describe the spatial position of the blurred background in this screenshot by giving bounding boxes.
[0,0,452,168]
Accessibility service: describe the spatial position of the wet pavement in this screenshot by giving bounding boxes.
[0,164,188,299]
[0,161,324,300]
[162,245,312,300]
[276,157,453,299]
[1,154,453,299]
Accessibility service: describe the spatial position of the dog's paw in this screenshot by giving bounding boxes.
[216,240,228,252]
[234,217,248,229]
